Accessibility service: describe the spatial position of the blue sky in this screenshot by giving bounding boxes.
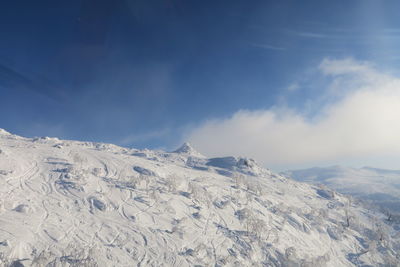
[2,1,400,169]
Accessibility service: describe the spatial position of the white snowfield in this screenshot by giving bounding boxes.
[282,166,400,214]
[0,129,399,266]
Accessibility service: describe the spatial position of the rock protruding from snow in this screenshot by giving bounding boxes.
[173,142,204,158]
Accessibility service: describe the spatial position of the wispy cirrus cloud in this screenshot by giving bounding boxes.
[293,31,329,38]
[119,128,171,146]
[250,43,286,51]
[0,63,64,101]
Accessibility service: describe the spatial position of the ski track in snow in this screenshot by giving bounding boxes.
[0,132,398,266]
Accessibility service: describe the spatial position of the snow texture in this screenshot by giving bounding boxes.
[0,129,399,266]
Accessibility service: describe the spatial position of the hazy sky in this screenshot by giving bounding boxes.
[1,1,400,170]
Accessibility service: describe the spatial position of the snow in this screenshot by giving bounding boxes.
[0,131,399,266]
[0,129,11,135]
[283,166,400,213]
[173,142,205,158]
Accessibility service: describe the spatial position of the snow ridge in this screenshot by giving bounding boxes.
[0,129,11,136]
[0,131,399,266]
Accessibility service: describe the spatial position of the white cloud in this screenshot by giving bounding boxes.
[186,58,400,170]
[319,58,372,75]
[287,83,300,92]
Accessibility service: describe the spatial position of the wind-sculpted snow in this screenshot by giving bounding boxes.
[0,130,399,266]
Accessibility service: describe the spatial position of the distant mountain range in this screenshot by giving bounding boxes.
[282,166,400,213]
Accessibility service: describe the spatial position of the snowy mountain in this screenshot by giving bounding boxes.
[0,130,399,266]
[282,166,400,213]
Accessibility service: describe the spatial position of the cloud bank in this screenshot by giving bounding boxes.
[186,58,400,169]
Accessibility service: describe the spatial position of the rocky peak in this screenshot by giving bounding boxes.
[173,142,204,157]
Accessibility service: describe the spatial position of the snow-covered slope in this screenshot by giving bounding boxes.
[282,166,400,213]
[0,130,399,266]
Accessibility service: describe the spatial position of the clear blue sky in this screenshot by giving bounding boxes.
[1,0,400,157]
